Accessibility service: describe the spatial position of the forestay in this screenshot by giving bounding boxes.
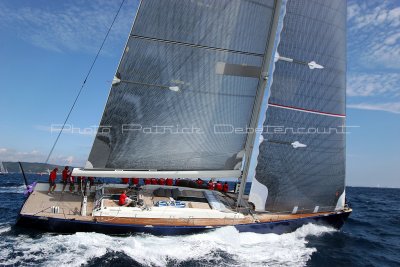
[249,0,347,212]
[85,0,279,176]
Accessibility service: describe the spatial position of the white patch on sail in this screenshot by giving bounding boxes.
[335,190,346,210]
[84,161,93,169]
[248,177,268,211]
[0,224,336,267]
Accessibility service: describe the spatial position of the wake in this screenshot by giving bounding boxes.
[0,223,336,267]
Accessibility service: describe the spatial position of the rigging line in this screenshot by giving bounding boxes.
[45,0,126,164]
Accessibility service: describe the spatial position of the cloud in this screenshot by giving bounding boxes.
[0,0,138,54]
[348,1,400,70]
[0,147,86,166]
[347,1,400,115]
[347,73,400,97]
[347,102,400,114]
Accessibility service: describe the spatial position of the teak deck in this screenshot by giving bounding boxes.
[20,186,338,227]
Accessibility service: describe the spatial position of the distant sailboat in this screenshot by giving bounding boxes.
[0,161,8,175]
[17,0,351,235]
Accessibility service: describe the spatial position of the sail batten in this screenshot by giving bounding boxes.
[130,35,265,57]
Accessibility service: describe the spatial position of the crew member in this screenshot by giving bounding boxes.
[215,181,223,191]
[144,178,151,185]
[47,168,58,195]
[196,178,204,187]
[119,190,132,206]
[158,178,165,185]
[166,178,173,186]
[131,177,139,186]
[61,166,71,193]
[151,178,158,185]
[121,178,129,184]
[223,182,229,193]
[207,180,214,190]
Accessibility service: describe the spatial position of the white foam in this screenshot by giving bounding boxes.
[0,225,11,235]
[0,223,336,266]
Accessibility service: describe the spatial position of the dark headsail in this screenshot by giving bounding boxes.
[249,0,347,212]
[85,0,280,175]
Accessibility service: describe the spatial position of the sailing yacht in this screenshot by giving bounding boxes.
[17,0,351,235]
[0,162,8,175]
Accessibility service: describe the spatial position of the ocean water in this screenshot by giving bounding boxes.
[0,174,399,266]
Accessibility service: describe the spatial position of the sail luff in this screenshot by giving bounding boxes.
[236,0,283,207]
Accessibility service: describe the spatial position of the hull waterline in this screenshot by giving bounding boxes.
[16,209,351,236]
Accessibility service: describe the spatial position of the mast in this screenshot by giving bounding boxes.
[236,0,282,207]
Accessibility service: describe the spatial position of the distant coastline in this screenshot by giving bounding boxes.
[1,161,74,174]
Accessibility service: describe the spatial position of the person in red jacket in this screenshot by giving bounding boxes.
[131,178,139,186]
[166,178,173,186]
[151,178,158,185]
[144,178,151,185]
[196,178,204,187]
[158,178,165,185]
[61,166,71,193]
[121,178,129,184]
[215,181,223,191]
[207,180,214,190]
[223,182,229,193]
[47,168,58,195]
[175,178,181,186]
[119,190,132,206]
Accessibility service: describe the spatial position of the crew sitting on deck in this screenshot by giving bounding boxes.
[158,178,165,185]
[223,182,229,193]
[121,178,129,184]
[131,177,139,186]
[215,181,223,191]
[166,178,173,186]
[207,180,214,190]
[48,168,58,195]
[151,178,158,185]
[196,178,204,187]
[144,178,151,185]
[61,166,71,193]
[119,190,132,206]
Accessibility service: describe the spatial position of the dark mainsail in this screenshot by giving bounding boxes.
[87,0,279,172]
[249,0,347,212]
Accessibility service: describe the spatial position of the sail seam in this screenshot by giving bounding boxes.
[268,102,345,118]
[130,34,264,57]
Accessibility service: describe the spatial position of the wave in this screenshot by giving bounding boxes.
[0,185,26,194]
[0,223,335,267]
[0,225,11,235]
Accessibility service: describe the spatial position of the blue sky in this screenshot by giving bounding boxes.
[0,0,399,187]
